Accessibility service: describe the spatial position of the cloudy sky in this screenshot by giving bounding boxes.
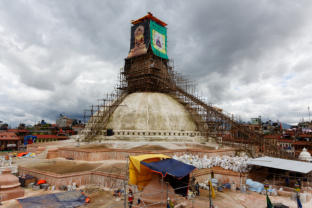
[1,0,312,127]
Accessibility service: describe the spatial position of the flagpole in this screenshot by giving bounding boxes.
[264,181,273,208]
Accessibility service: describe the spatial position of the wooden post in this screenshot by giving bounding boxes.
[161,176,164,208]
[123,179,127,208]
[273,174,275,186]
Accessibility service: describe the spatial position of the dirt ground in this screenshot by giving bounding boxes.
[95,161,127,174]
[18,157,127,175]
[198,189,311,208]
[80,189,124,208]
[78,188,312,208]
[26,160,102,174]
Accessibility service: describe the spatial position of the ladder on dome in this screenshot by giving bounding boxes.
[82,92,128,142]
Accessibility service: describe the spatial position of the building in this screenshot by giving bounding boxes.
[277,138,295,156]
[56,114,73,128]
[0,132,21,151]
[7,129,29,141]
[248,157,312,190]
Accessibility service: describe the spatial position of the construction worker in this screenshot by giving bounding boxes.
[195,182,200,196]
[128,189,134,208]
[167,197,174,208]
[190,177,196,193]
[137,193,141,205]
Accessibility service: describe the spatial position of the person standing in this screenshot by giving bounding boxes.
[195,182,200,196]
[128,189,134,208]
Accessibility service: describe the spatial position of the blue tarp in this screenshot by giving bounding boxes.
[141,158,196,178]
[246,179,264,193]
[23,135,37,145]
[18,191,86,208]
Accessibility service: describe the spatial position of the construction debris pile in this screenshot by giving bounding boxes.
[173,154,250,173]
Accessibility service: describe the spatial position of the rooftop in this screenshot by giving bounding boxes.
[0,132,19,140]
[34,135,68,140]
[248,156,312,174]
[131,12,167,27]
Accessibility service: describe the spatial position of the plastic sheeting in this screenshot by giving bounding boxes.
[172,154,250,173]
[246,179,264,193]
[18,191,86,208]
[141,158,196,178]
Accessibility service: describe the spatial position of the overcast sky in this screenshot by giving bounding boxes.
[1,0,312,127]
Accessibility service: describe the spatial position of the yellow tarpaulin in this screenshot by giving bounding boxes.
[129,154,170,190]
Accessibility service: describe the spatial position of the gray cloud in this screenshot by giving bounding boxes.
[0,0,312,126]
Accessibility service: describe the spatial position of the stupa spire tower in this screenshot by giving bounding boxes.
[123,12,172,93]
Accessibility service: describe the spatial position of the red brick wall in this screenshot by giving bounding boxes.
[57,148,236,161]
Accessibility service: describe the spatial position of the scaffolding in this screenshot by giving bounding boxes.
[80,43,296,159]
[81,67,128,142]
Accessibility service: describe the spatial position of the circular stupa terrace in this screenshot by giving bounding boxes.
[20,141,237,191]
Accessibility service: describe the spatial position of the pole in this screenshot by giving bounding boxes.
[209,181,212,208]
[161,175,164,207]
[124,179,127,208]
[166,182,168,208]
[124,156,129,208]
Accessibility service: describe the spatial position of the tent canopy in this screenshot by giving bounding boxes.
[129,154,170,190]
[141,158,196,197]
[141,158,196,178]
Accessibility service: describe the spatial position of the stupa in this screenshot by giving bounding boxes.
[81,13,291,160]
[298,148,312,162]
[83,13,207,143]
[0,168,24,201]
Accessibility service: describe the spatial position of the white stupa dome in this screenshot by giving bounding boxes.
[85,92,207,142]
[106,92,197,131]
[299,148,312,162]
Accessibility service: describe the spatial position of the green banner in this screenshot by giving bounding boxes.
[150,20,168,59]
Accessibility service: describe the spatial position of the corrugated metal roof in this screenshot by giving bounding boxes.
[248,156,312,174]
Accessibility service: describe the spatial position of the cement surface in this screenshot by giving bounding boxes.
[106,92,197,131]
